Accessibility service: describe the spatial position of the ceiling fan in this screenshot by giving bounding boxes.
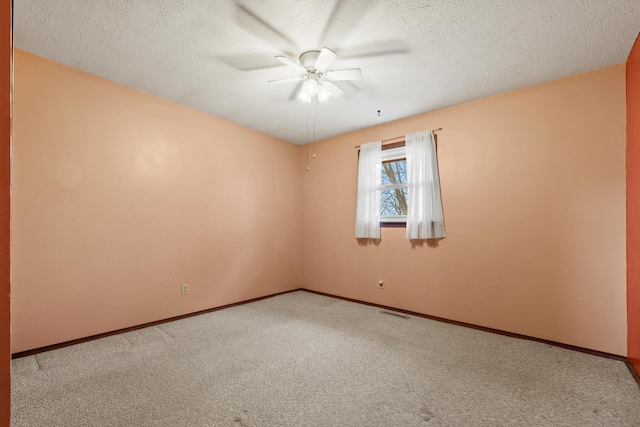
[268,48,361,103]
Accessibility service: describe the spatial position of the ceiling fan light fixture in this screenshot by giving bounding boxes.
[304,80,317,95]
[297,90,312,103]
[317,85,331,102]
[304,73,319,95]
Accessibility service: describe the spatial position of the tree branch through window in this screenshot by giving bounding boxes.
[381,159,408,216]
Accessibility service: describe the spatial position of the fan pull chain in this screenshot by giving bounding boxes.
[312,96,317,160]
[306,99,310,171]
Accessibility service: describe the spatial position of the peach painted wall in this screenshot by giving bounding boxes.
[628,33,640,374]
[0,0,11,422]
[302,64,627,355]
[12,50,302,353]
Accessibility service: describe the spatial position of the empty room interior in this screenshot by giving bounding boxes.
[3,0,640,425]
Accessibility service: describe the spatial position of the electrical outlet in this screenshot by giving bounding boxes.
[378,280,384,289]
[181,284,189,295]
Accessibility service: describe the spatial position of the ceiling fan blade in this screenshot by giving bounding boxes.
[322,82,344,98]
[315,48,336,72]
[337,40,410,60]
[235,4,296,53]
[217,53,281,71]
[275,55,306,74]
[268,76,306,84]
[321,1,377,49]
[326,68,362,81]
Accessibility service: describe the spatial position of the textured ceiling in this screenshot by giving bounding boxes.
[14,0,640,145]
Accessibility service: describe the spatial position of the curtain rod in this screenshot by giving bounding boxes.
[354,128,442,149]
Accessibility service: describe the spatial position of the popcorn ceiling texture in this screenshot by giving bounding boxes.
[13,0,640,144]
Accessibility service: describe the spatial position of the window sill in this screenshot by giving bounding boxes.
[381,222,406,228]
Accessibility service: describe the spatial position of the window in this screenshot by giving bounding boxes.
[355,131,445,240]
[380,145,407,226]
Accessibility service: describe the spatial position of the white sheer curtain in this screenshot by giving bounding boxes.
[405,130,446,239]
[355,141,382,239]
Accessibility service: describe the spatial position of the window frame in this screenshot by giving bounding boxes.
[380,142,407,228]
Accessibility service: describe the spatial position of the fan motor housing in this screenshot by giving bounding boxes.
[299,50,321,70]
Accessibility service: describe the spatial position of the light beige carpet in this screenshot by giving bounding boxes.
[11,291,640,426]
